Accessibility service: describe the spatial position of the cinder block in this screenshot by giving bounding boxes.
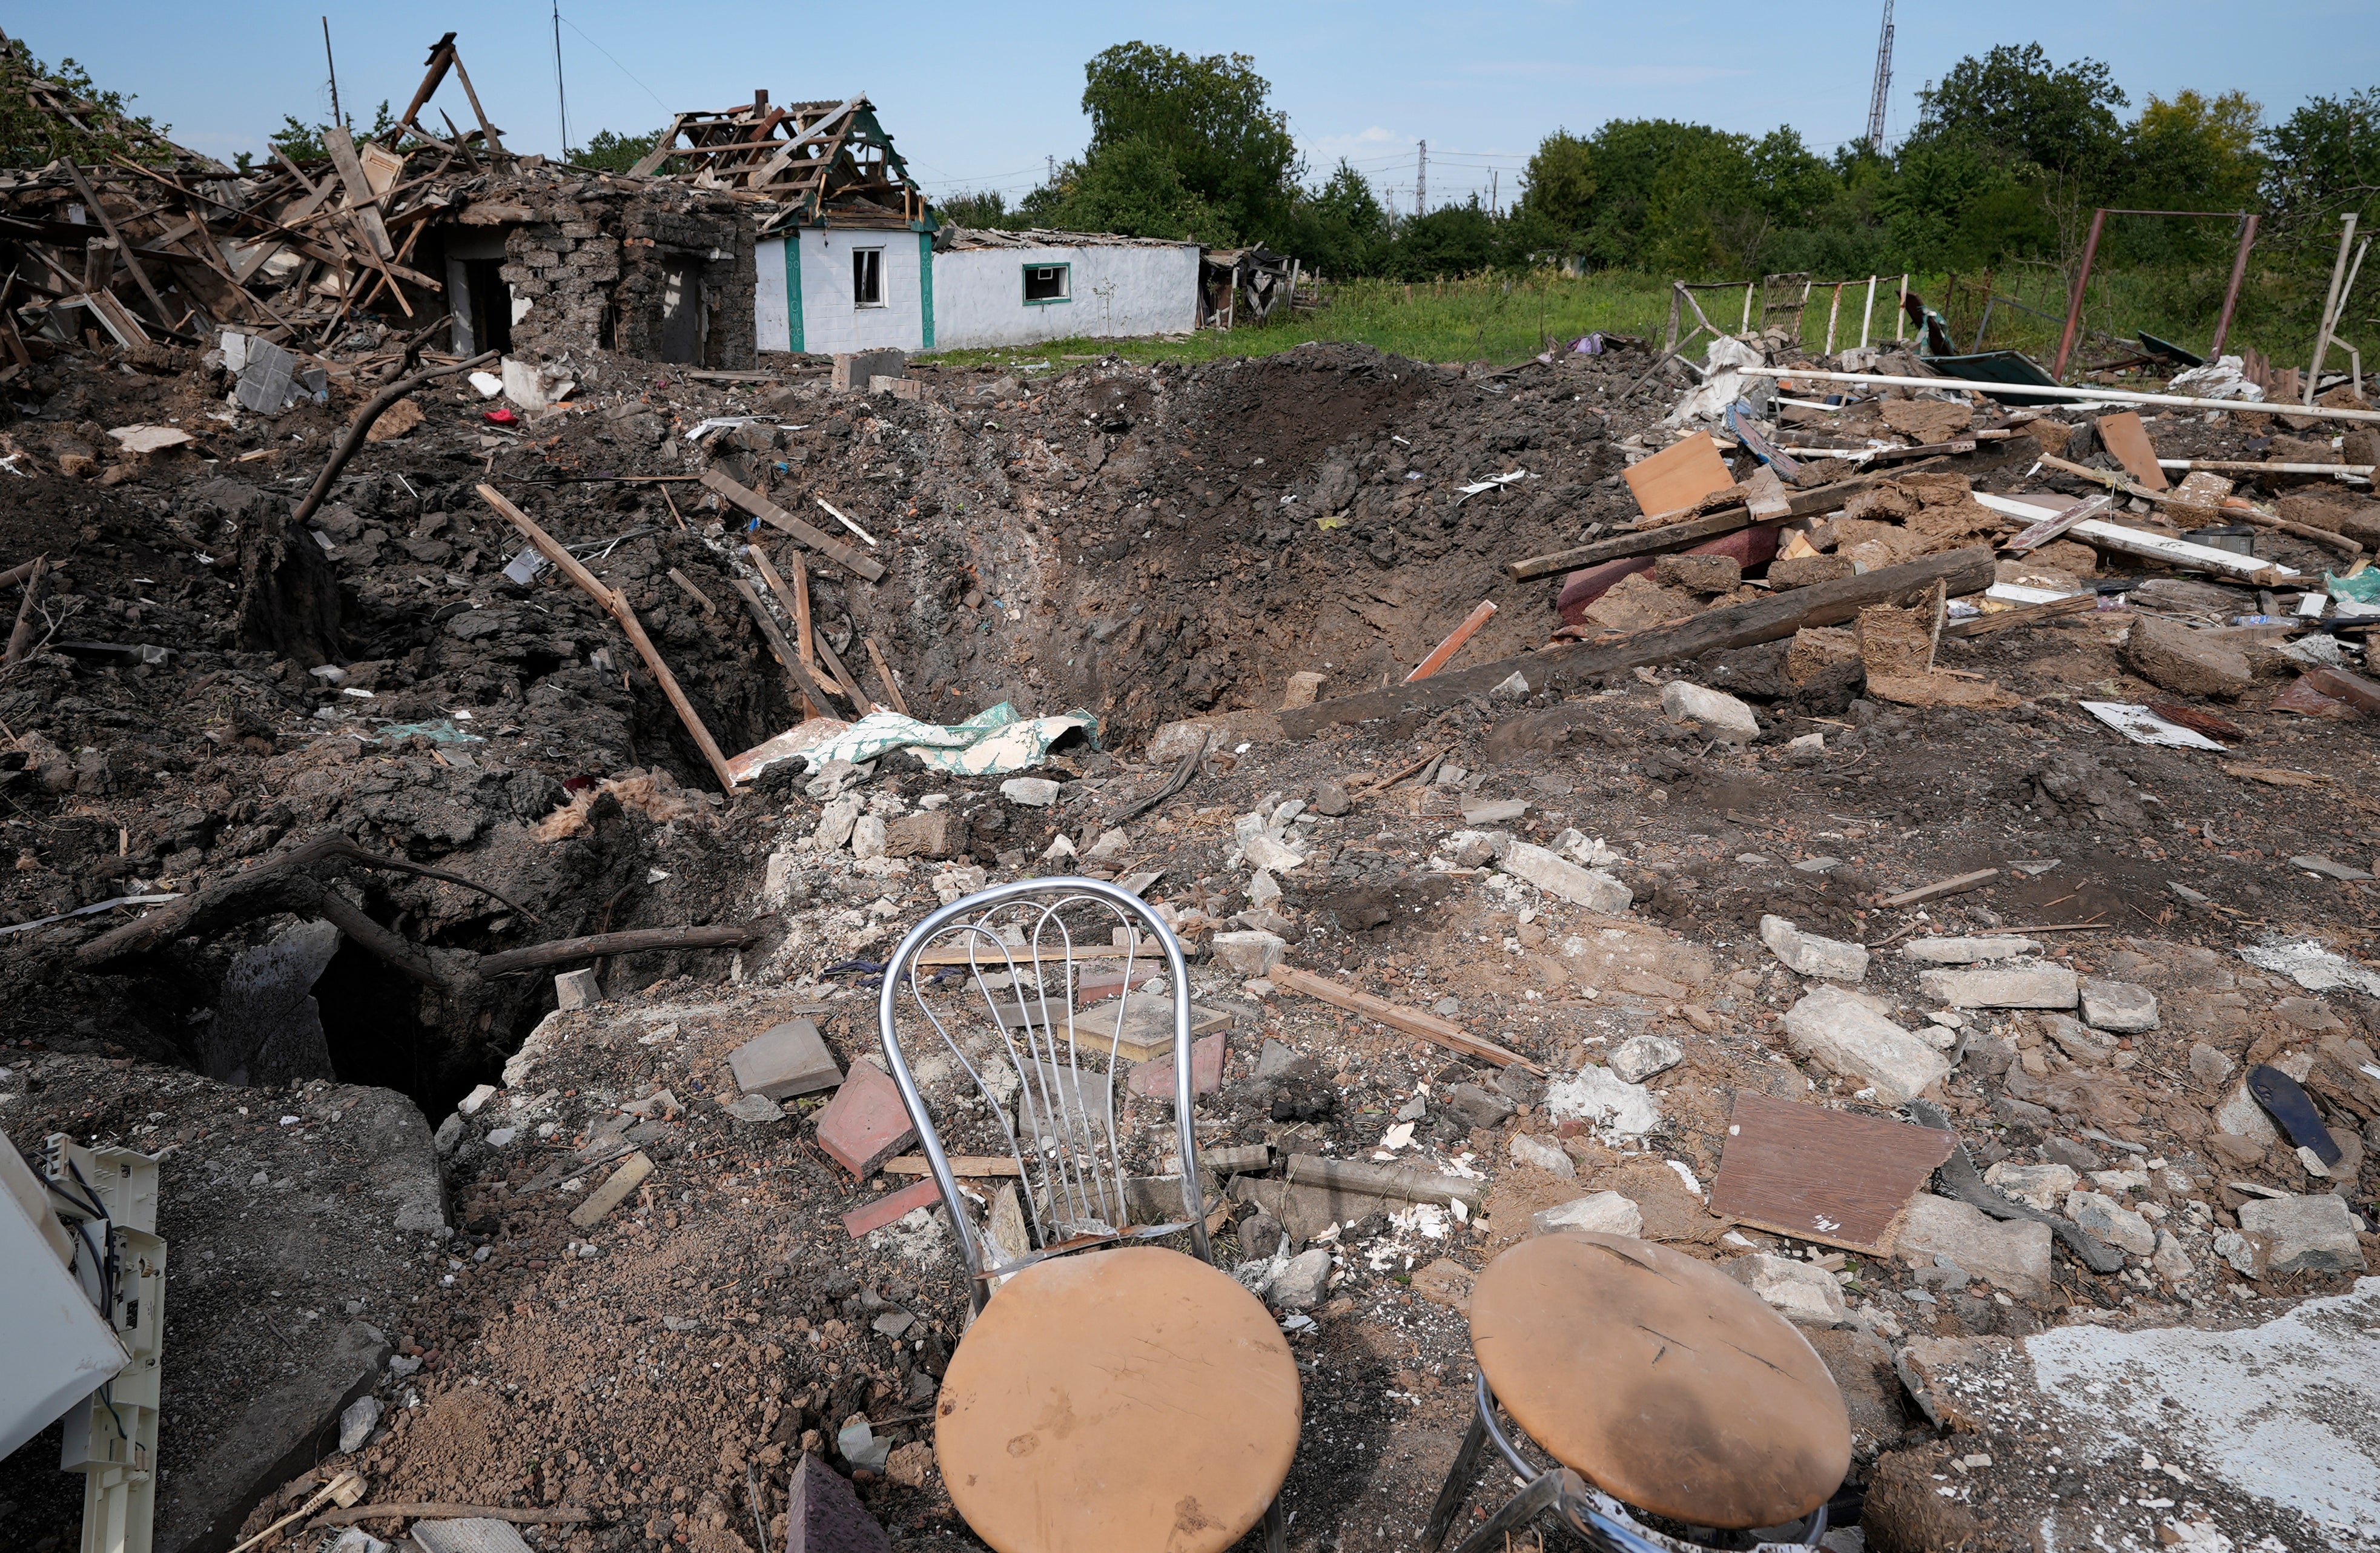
[833,349,906,392]
[729,1018,844,1101]
[555,967,601,1010]
[815,1061,919,1179]
[870,375,924,400]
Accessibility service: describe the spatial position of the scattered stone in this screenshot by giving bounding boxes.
[999,776,1060,807]
[1608,1034,1683,1085]
[337,1395,381,1455]
[1499,842,1632,913]
[1410,1257,1473,1311]
[849,814,888,860]
[1659,681,1760,743]
[787,1450,891,1553]
[1653,552,1742,593]
[1314,781,1350,817]
[1241,832,1304,873]
[1254,1039,1303,1080]
[1461,797,1529,825]
[1209,930,1287,978]
[1446,1082,1515,1130]
[2042,1015,2116,1067]
[813,796,861,849]
[1507,1133,1575,1178]
[1982,1161,2075,1211]
[1917,965,2079,1010]
[1759,914,1869,981]
[1542,1065,1661,1139]
[456,1084,498,1116]
[1238,1213,1284,1260]
[554,968,601,1012]
[728,1018,843,1101]
[1146,720,1219,766]
[722,1093,785,1124]
[2189,1041,2236,1086]
[2237,1194,2367,1273]
[1247,869,1281,908]
[2063,1190,2157,1256]
[884,1441,934,1491]
[1891,1194,2054,1296]
[1899,936,2038,964]
[2151,1229,2194,1282]
[1780,985,1951,1104]
[1268,1247,1333,1310]
[1280,671,1327,709]
[2123,614,2255,700]
[2213,1080,2280,1145]
[884,809,968,859]
[2292,853,2375,881]
[1728,1254,1851,1326]
[1532,1191,1643,1238]
[2079,978,2158,1033]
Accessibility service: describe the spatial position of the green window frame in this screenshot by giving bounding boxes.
[1022,262,1071,305]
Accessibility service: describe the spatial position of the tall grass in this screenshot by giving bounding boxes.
[923,258,2362,380]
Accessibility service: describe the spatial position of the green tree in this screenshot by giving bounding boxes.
[1022,139,1233,242]
[1910,44,2127,185]
[1516,130,1596,245]
[1275,160,1389,276]
[0,38,173,166]
[1385,199,1501,279]
[268,100,395,164]
[2263,87,2380,238]
[2115,90,2264,261]
[1079,42,1299,237]
[1748,127,1837,228]
[572,127,663,172]
[937,188,1016,230]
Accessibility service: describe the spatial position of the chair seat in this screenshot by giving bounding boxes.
[935,1245,1301,1553]
[1469,1233,1849,1531]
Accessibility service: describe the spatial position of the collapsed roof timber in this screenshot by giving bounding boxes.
[0,30,1208,378]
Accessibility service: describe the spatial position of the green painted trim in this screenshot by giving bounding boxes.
[784,234,804,353]
[1023,260,1073,306]
[918,231,936,349]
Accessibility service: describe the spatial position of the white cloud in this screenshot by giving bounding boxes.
[1300,125,1408,162]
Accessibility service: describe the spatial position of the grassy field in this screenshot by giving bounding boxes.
[921,259,2354,381]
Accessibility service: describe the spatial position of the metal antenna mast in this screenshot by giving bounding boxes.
[1865,0,1895,155]
[552,1,571,157]
[1415,140,1427,217]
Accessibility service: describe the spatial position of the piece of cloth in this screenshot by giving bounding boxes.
[798,701,1099,776]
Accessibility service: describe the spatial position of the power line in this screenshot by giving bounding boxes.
[557,15,674,119]
[551,0,570,154]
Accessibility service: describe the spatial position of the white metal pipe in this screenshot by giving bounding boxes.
[1736,366,2380,426]
[1860,274,1877,349]
[2155,459,2376,476]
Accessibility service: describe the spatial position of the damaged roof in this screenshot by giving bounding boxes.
[940,225,1200,251]
[630,92,931,233]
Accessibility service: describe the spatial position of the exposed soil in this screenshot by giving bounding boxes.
[5,329,2380,1553]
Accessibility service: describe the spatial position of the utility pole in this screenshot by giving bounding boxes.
[1865,0,1895,156]
[552,1,570,157]
[320,16,342,130]
[1046,154,1055,184]
[1415,140,1427,217]
[1489,169,1498,216]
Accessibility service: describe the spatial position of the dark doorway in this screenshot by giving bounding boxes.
[464,258,512,354]
[660,257,706,364]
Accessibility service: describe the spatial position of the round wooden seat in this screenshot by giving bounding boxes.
[1469,1233,1849,1531]
[935,1245,1301,1553]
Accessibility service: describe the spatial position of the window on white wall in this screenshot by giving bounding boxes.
[853,248,884,308]
[1023,263,1071,304]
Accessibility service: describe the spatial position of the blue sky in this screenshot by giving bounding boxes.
[14,2,2377,211]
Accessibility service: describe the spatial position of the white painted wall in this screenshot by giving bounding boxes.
[800,228,926,354]
[755,237,793,354]
[931,243,1199,350]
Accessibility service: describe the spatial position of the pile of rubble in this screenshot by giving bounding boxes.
[7,251,2380,1553]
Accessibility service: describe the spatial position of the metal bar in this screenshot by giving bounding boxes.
[1740,365,2380,426]
[1421,1402,1495,1553]
[2053,208,2108,381]
[2210,213,2258,358]
[1860,274,1877,349]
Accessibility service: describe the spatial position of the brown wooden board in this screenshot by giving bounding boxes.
[1707,1091,1954,1255]
[699,470,885,581]
[2093,411,2169,491]
[1623,431,1736,518]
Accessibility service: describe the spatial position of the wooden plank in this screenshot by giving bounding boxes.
[747,545,863,706]
[1943,592,2098,638]
[1623,431,1735,518]
[1971,492,2301,583]
[2000,491,2115,553]
[1284,546,1998,737]
[1406,599,1496,681]
[1269,964,1544,1073]
[1879,869,1998,908]
[884,1154,1022,1178]
[1708,1093,1955,1256]
[320,126,397,259]
[730,576,838,716]
[864,635,910,714]
[1506,476,1888,581]
[2094,411,2169,491]
[701,470,884,581]
[59,160,176,328]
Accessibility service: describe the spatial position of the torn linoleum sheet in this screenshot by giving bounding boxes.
[2081,701,2227,751]
[797,702,1099,777]
[1663,336,1765,428]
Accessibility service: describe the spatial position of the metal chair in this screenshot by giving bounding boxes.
[1421,1233,1848,1553]
[877,876,1300,1553]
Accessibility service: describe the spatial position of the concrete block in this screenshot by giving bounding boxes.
[730,1018,844,1101]
[1000,776,1060,807]
[1210,930,1286,977]
[871,374,924,400]
[1891,1194,2054,1296]
[1126,1031,1226,1098]
[2080,978,2159,1032]
[1508,1132,1575,1177]
[1917,965,2080,1010]
[884,809,968,859]
[1280,671,1326,708]
[1500,842,1632,913]
[1760,914,1869,981]
[1900,936,2038,963]
[2238,1194,2367,1274]
[1661,680,1760,741]
[832,349,905,392]
[1533,1191,1642,1237]
[554,967,601,1011]
[1780,985,1949,1104]
[1728,1253,1851,1326]
[2064,1190,2157,1255]
[815,1062,919,1180]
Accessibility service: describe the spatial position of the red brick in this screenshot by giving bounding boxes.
[815,1062,918,1179]
[841,1177,945,1239]
[1078,962,1163,1002]
[1126,1031,1226,1099]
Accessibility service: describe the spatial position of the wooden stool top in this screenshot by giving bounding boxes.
[936,1245,1301,1553]
[1469,1233,1849,1530]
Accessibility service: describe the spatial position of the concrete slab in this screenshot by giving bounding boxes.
[728,1017,844,1100]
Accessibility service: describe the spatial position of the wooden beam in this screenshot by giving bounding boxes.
[1282,546,1998,737]
[701,470,885,581]
[321,126,397,259]
[1269,964,1544,1073]
[1506,476,1891,581]
[747,545,864,706]
[730,576,838,717]
[864,635,910,715]
[478,485,739,790]
[58,160,177,327]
